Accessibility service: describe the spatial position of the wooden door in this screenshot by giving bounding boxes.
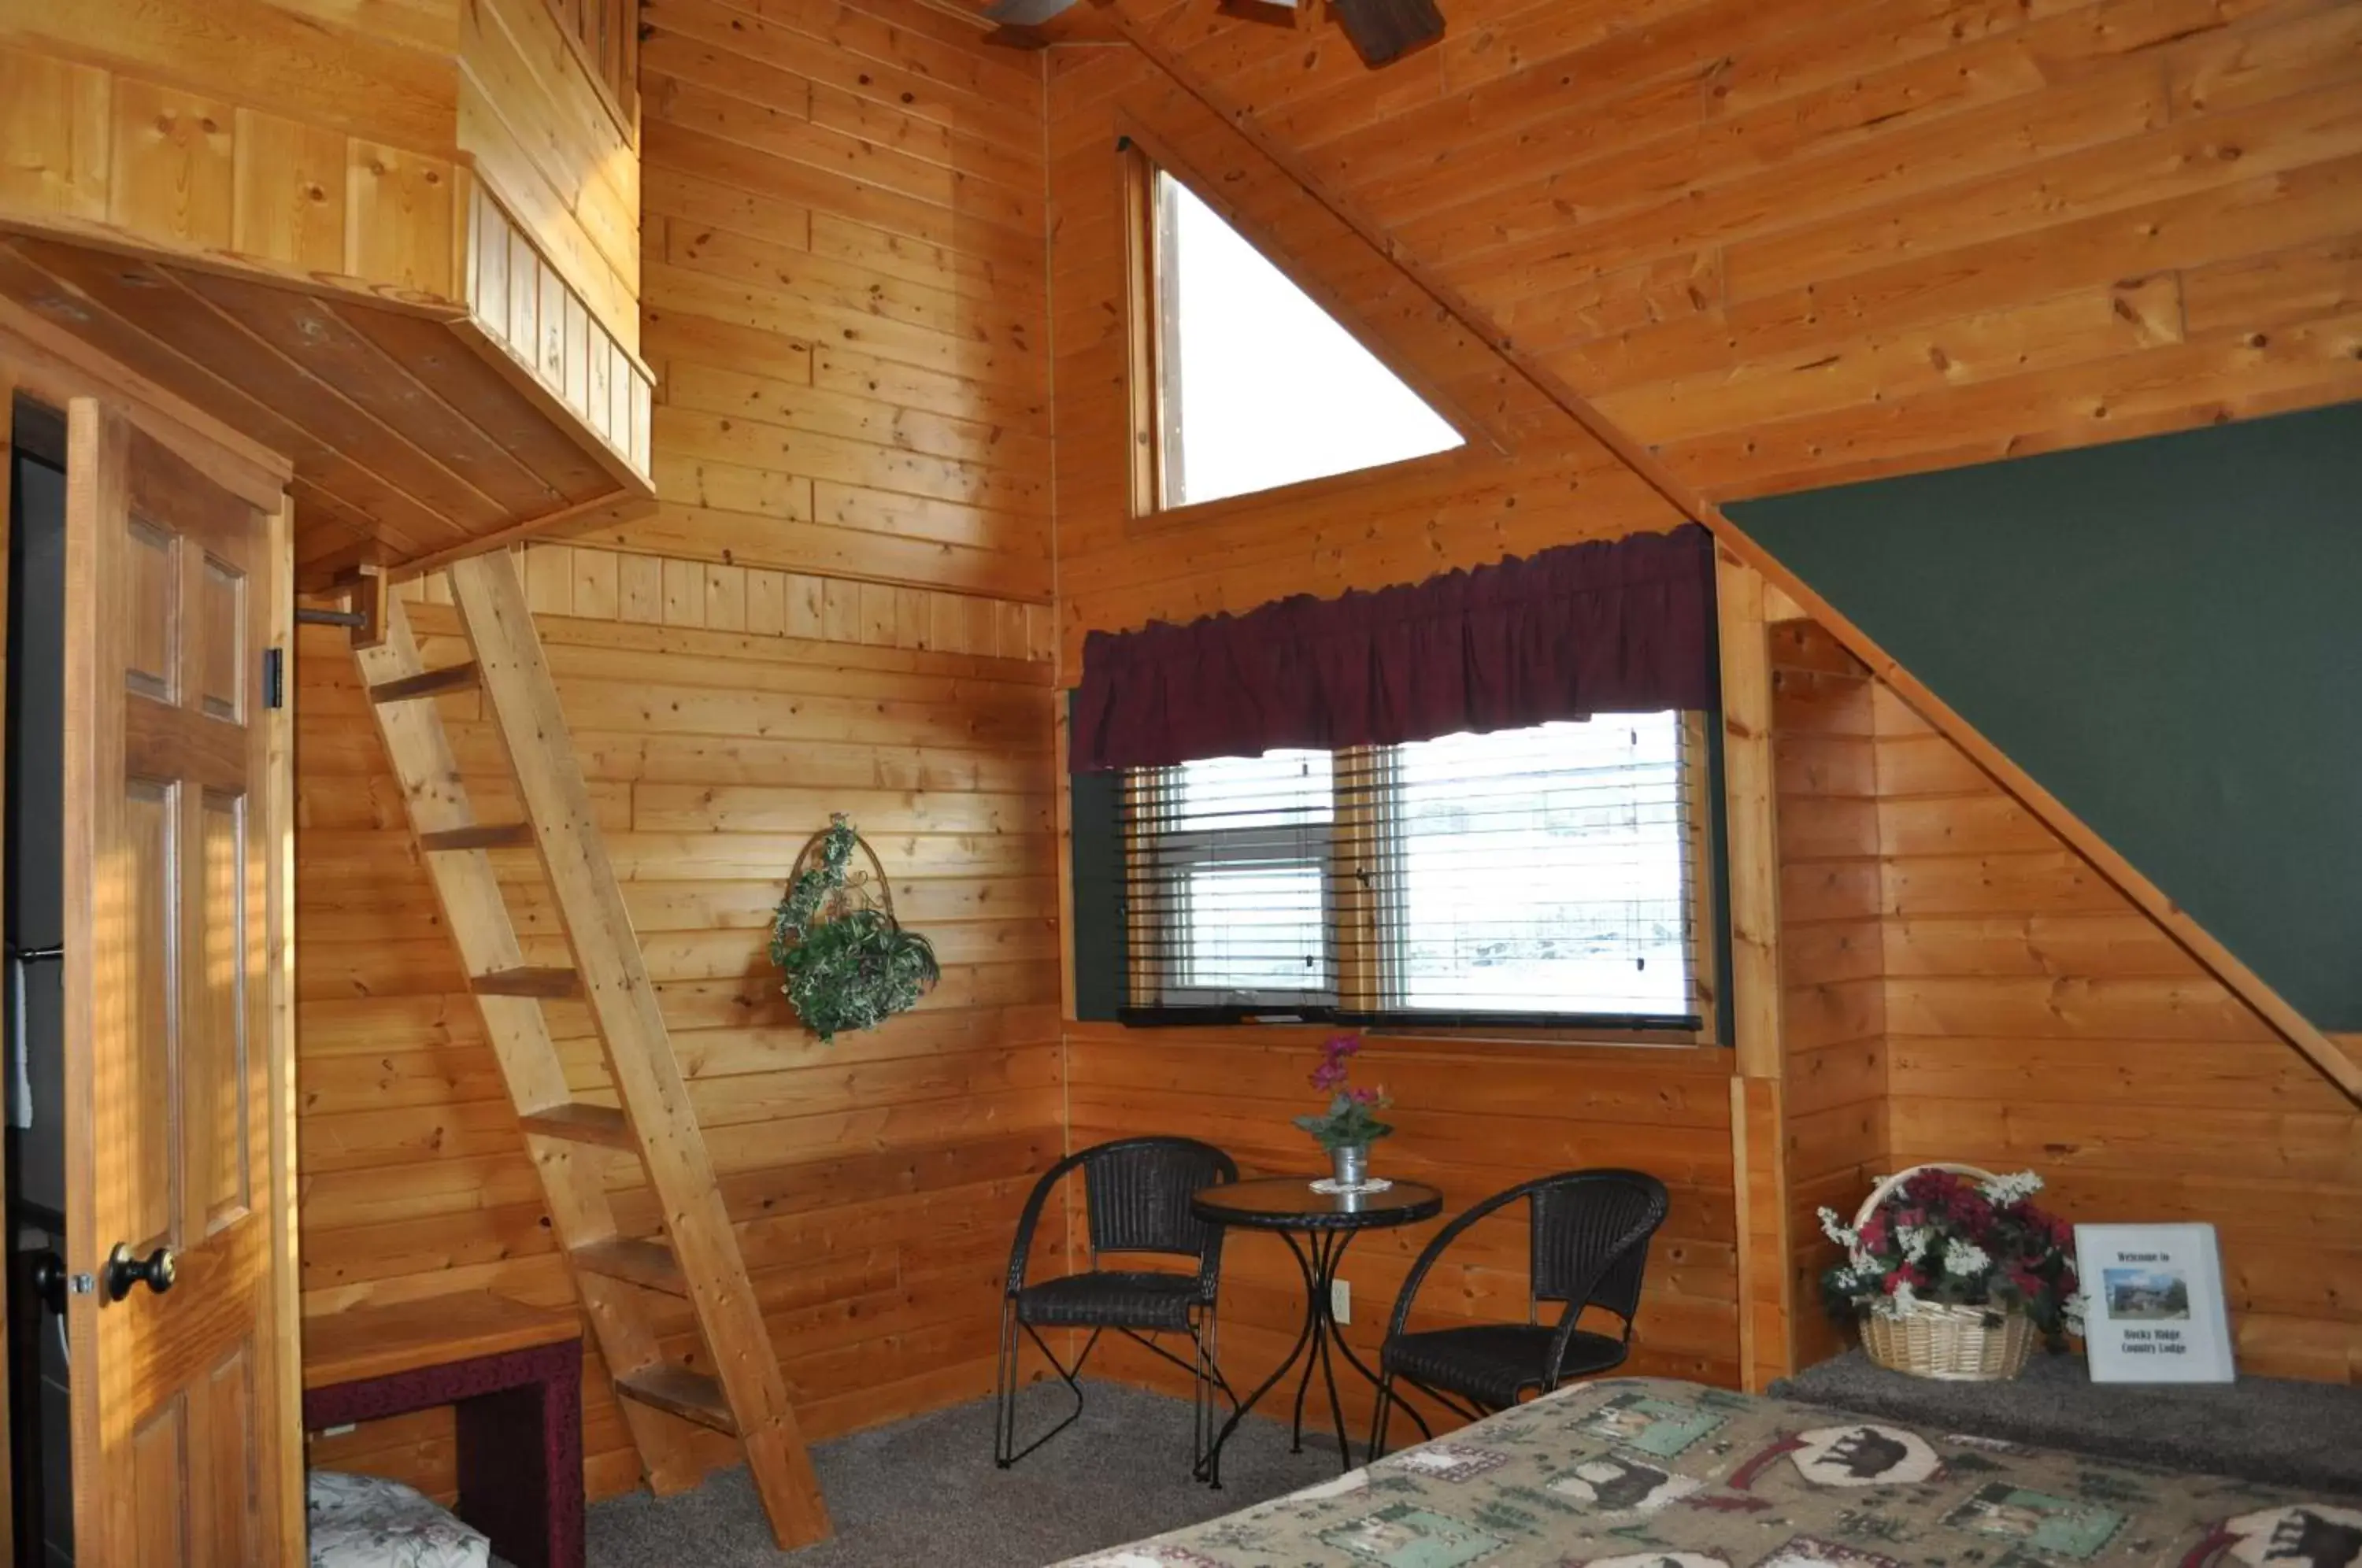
[61,400,294,1564]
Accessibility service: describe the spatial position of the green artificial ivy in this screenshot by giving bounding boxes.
[768,816,940,1044]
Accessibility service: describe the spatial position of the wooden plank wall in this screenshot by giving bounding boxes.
[1048,44,1742,1427]
[1068,1026,1742,1430]
[296,560,1063,1500]
[298,0,1064,1502]
[1771,621,1888,1370]
[1046,44,1690,664]
[0,27,467,299]
[1099,0,2362,498]
[1873,673,2362,1382]
[459,0,643,349]
[632,0,1053,605]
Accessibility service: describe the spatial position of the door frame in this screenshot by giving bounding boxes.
[2,301,301,1566]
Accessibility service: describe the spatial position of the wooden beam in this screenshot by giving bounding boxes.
[1098,17,2362,1108]
[1716,553,1794,1391]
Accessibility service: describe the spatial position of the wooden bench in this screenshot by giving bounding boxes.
[304,1294,584,1568]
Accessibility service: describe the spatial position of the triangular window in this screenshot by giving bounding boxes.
[1147,169,1463,509]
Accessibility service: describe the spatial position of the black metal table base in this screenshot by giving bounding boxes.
[1198,1228,1431,1488]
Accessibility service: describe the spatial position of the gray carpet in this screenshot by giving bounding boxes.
[1772,1349,2362,1499]
[586,1381,1344,1566]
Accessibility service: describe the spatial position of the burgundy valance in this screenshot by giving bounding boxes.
[1072,523,1716,772]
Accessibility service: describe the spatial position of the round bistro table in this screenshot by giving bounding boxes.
[1190,1174,1443,1485]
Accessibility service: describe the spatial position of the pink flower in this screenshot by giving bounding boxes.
[1350,1085,1383,1106]
[1309,1033,1364,1093]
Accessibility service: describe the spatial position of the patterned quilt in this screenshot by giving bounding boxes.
[1057,1377,2361,1568]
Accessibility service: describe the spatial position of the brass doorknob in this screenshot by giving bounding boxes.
[103,1242,176,1301]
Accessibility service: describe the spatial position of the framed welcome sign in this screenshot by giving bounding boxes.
[2073,1223,2235,1382]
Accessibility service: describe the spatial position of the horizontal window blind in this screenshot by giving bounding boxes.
[1124,750,1338,1008]
[1120,715,1708,1029]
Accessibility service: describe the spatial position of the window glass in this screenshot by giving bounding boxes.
[1387,717,1690,1015]
[1155,172,1461,509]
[1134,751,1337,1006]
[1120,719,1705,1027]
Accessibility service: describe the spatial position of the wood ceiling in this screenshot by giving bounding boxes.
[1080,0,2362,501]
[0,236,637,584]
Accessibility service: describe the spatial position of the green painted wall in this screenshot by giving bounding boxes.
[1729,400,2362,1031]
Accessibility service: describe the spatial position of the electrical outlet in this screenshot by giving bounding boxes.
[1331,1277,1351,1324]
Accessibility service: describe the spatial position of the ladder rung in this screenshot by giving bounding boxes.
[615,1366,739,1435]
[419,823,535,852]
[369,662,480,702]
[517,1103,633,1148]
[574,1237,688,1296]
[471,967,579,998]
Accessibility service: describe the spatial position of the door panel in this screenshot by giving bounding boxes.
[121,777,177,1256]
[65,399,291,1566]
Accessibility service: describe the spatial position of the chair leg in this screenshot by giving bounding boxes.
[997,1321,1101,1469]
[1368,1370,1394,1462]
[993,1299,1020,1468]
[1191,1310,1209,1475]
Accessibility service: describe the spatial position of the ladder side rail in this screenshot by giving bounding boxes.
[443,553,831,1548]
[356,591,707,1493]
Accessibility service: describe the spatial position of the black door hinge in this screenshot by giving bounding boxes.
[264,647,286,710]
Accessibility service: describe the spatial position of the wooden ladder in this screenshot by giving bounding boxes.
[347,551,831,1548]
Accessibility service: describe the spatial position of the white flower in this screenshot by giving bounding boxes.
[1879,1280,1922,1319]
[1943,1237,1991,1278]
[1897,1224,1935,1263]
[2063,1289,2088,1337]
[1818,1207,1860,1250]
[1979,1170,2045,1204]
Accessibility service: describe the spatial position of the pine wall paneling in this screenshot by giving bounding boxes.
[628,0,1055,604]
[1871,676,2361,1383]
[0,2,463,294]
[1094,0,2362,498]
[1047,43,1742,1432]
[298,0,1063,1502]
[1047,43,1691,660]
[296,567,1064,1501]
[1772,621,1889,1373]
[459,0,644,350]
[0,2,659,582]
[1066,1027,1745,1430]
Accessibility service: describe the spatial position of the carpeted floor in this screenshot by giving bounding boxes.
[585,1381,1343,1566]
[1772,1348,2362,1499]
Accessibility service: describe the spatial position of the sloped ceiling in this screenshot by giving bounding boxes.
[1083,0,2362,501]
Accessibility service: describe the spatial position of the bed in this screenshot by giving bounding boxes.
[1057,1376,2362,1567]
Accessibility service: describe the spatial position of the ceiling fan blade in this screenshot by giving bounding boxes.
[1331,0,1445,67]
[983,0,1081,22]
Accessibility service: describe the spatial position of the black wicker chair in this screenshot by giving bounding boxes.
[994,1136,1239,1472]
[1370,1168,1669,1455]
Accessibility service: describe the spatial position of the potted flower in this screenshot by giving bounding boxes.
[1819,1163,2086,1381]
[1292,1034,1393,1188]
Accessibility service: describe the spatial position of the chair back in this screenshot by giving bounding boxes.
[1081,1137,1237,1263]
[1530,1169,1670,1322]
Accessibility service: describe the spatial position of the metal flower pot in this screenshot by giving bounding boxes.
[1331,1144,1369,1188]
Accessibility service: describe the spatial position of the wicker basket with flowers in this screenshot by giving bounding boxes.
[1819,1163,2086,1381]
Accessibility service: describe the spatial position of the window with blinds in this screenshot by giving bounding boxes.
[1120,714,1714,1030]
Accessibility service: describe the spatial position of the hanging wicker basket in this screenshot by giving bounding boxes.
[1851,1163,2036,1382]
[769,816,939,1045]
[787,821,895,926]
